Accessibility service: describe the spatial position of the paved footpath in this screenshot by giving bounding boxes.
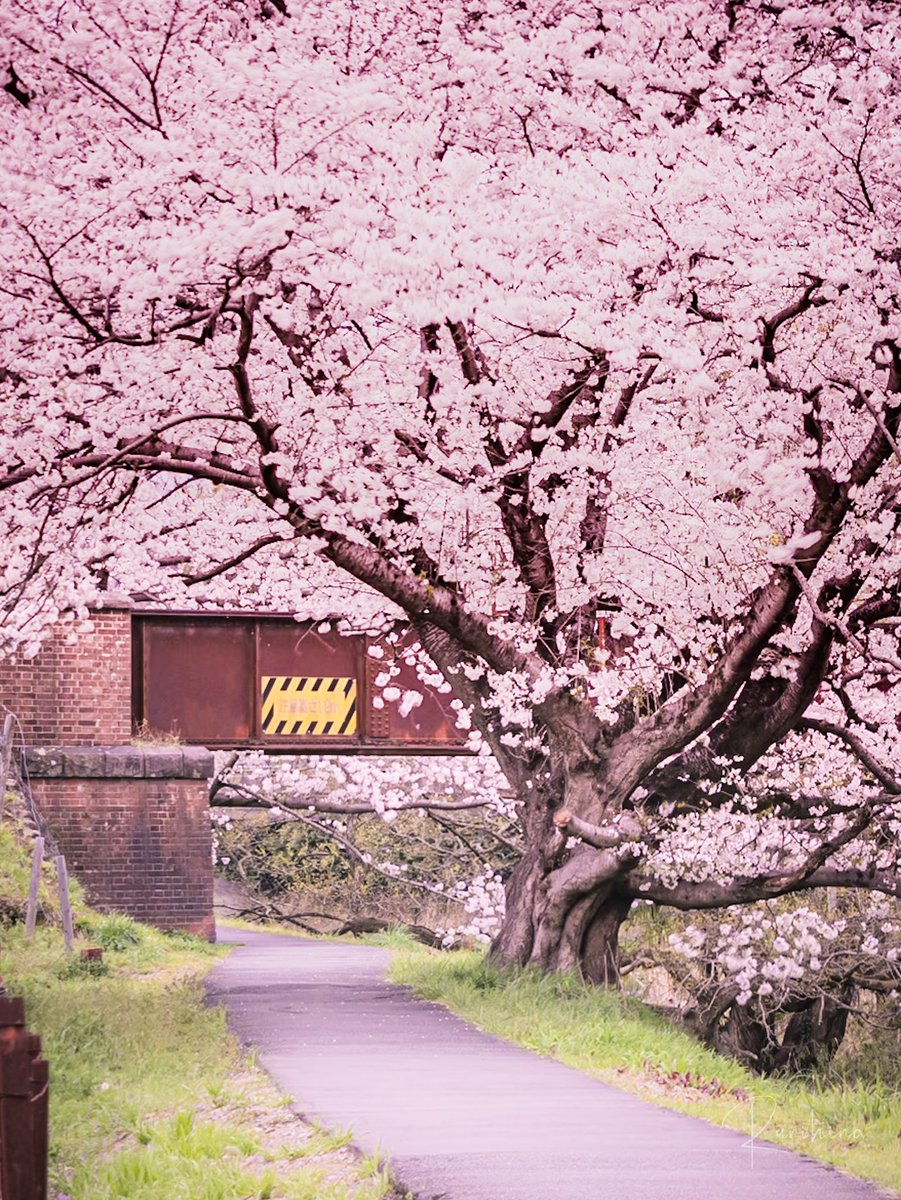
[207,927,893,1200]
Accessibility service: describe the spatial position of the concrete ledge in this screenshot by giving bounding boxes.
[103,746,146,778]
[24,745,215,780]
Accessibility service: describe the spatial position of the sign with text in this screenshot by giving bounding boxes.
[261,676,357,736]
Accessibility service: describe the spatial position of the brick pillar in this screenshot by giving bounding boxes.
[0,606,132,746]
[25,746,215,940]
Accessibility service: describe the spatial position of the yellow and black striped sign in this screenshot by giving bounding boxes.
[261,676,357,737]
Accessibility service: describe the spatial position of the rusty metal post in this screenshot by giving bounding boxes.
[27,1032,49,1200]
[0,993,49,1200]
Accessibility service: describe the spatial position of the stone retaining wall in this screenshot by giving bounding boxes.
[25,746,215,939]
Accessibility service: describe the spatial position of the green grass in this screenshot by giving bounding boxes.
[389,947,901,1195]
[360,927,423,950]
[0,917,393,1200]
[0,818,69,925]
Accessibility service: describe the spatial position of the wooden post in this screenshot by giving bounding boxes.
[55,855,75,953]
[25,837,45,938]
[0,712,14,821]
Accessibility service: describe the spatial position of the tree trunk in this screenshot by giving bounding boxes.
[705,988,854,1075]
[489,848,632,984]
[712,1006,772,1072]
[488,846,546,967]
[769,989,854,1073]
[486,748,635,982]
[580,894,634,985]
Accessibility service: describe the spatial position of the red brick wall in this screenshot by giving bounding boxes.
[31,777,214,940]
[0,609,132,746]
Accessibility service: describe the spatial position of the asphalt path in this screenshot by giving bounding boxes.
[206,926,893,1200]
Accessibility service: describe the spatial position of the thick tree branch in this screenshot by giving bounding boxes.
[626,864,901,907]
[553,807,642,849]
[639,565,872,813]
[625,797,898,908]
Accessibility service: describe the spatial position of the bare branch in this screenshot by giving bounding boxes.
[182,533,287,586]
[796,717,901,793]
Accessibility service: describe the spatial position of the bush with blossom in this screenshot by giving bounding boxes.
[655,894,901,1073]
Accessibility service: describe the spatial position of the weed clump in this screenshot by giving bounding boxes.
[57,955,111,980]
[76,912,145,951]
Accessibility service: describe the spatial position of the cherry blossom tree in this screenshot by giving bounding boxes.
[1,0,900,981]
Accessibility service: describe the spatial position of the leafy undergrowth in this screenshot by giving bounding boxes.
[0,916,396,1200]
[390,946,901,1195]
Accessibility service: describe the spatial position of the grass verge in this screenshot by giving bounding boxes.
[389,945,901,1195]
[1,915,395,1200]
